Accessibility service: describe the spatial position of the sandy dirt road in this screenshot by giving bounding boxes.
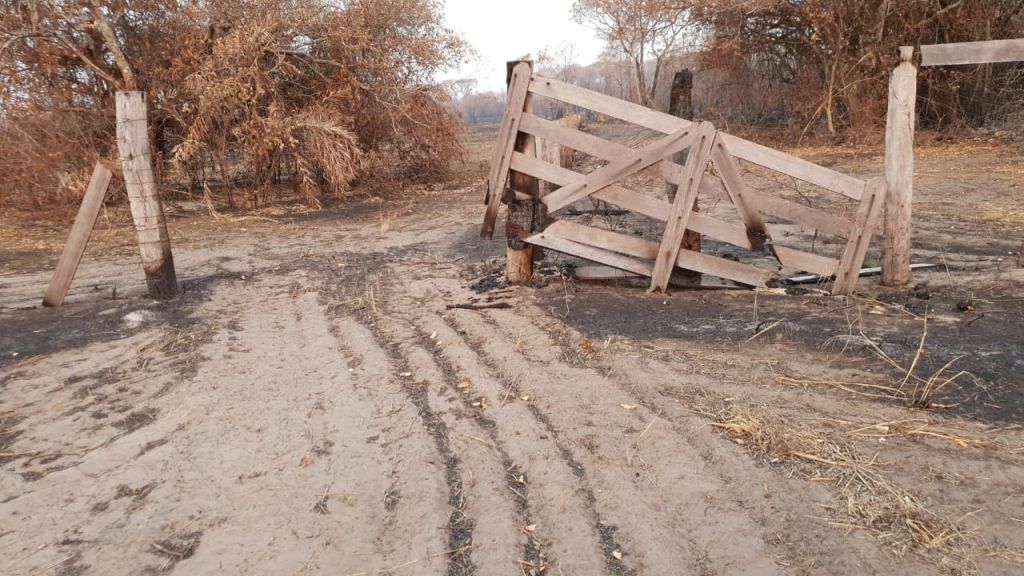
[2,135,1023,576]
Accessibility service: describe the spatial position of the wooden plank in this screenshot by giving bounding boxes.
[544,220,657,259]
[719,134,865,200]
[529,73,865,200]
[675,249,774,288]
[526,231,655,277]
[772,245,840,278]
[520,116,856,239]
[481,61,533,239]
[42,163,113,307]
[833,177,887,295]
[116,91,177,299]
[711,136,769,249]
[510,152,752,248]
[538,220,774,288]
[745,190,854,237]
[574,266,644,281]
[650,122,717,292]
[529,75,693,133]
[883,47,917,286]
[921,38,1024,67]
[519,114,631,160]
[543,127,694,212]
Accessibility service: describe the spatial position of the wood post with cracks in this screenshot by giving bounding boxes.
[882,47,917,287]
[665,69,701,284]
[42,163,113,307]
[505,60,538,284]
[116,91,178,299]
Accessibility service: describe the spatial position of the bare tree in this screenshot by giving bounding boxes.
[573,0,695,106]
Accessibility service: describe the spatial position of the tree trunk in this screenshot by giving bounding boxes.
[664,70,701,285]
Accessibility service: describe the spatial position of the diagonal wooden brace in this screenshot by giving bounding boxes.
[649,122,718,293]
[542,126,695,213]
[711,135,771,252]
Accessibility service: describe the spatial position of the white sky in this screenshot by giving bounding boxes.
[441,0,605,92]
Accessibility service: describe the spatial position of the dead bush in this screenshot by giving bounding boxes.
[0,0,467,213]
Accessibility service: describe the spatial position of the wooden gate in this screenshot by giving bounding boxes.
[482,62,885,295]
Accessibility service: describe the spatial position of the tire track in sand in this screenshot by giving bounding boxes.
[349,314,478,576]
[454,308,789,576]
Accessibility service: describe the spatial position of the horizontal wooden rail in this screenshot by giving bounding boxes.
[528,75,866,200]
[527,232,654,277]
[772,246,839,278]
[512,152,749,248]
[534,221,774,288]
[920,39,1024,66]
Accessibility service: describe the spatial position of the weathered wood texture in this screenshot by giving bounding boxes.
[650,123,716,293]
[882,47,918,287]
[920,38,1024,67]
[529,75,865,199]
[42,163,113,307]
[505,61,538,284]
[542,127,693,212]
[116,91,178,299]
[532,221,774,288]
[481,61,533,239]
[834,178,887,295]
[488,73,883,294]
[665,70,701,284]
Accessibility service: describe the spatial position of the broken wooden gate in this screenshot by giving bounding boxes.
[482,62,885,295]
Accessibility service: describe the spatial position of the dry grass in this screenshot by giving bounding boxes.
[786,317,980,409]
[711,403,989,575]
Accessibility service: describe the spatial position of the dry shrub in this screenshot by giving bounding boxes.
[0,0,466,213]
[691,1,1024,134]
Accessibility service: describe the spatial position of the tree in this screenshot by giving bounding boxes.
[573,0,695,106]
[0,0,469,211]
[691,0,1024,133]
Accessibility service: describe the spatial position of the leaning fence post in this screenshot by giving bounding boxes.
[42,163,113,307]
[116,91,178,299]
[505,60,538,284]
[882,47,917,287]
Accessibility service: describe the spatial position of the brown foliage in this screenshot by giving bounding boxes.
[691,0,1024,133]
[0,0,467,211]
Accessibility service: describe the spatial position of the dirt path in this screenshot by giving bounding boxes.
[3,141,1024,575]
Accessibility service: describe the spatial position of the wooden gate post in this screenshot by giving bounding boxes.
[882,47,917,287]
[116,91,178,299]
[505,60,538,284]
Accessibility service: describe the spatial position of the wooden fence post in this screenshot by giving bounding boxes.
[882,47,917,287]
[116,91,178,299]
[42,163,113,307]
[505,60,538,284]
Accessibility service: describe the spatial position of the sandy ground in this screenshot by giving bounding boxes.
[1,127,1023,576]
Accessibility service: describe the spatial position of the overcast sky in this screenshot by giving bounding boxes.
[441,0,605,92]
